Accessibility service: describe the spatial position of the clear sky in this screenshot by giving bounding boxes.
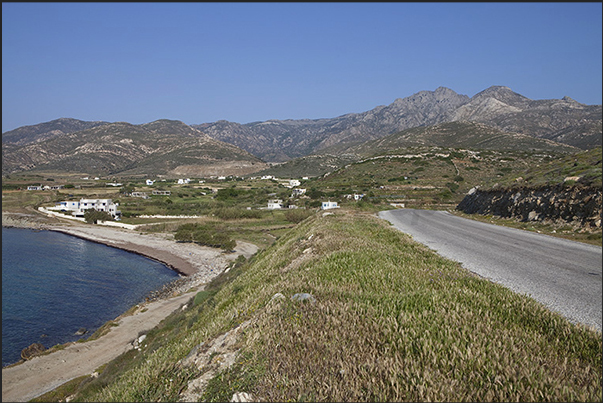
[2,2,602,133]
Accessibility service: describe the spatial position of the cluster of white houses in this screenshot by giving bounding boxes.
[27,184,64,191]
[48,198,121,218]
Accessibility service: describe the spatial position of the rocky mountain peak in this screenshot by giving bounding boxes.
[562,96,581,105]
[471,86,530,108]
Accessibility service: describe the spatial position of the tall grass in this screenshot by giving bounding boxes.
[70,210,600,402]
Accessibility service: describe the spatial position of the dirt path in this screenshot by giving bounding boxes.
[2,289,196,402]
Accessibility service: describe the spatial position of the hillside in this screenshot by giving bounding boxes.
[339,121,579,156]
[455,147,602,229]
[310,147,571,209]
[1,120,267,177]
[256,121,579,179]
[193,86,601,161]
[32,210,601,402]
[1,118,110,146]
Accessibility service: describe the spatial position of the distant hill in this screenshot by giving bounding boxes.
[192,86,601,161]
[2,118,110,146]
[256,121,579,178]
[3,85,599,177]
[341,121,579,157]
[1,119,267,177]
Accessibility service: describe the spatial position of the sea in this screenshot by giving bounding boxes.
[2,226,180,367]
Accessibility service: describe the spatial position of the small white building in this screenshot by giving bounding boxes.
[177,178,191,185]
[55,198,120,218]
[27,185,43,191]
[289,179,301,187]
[321,201,339,210]
[267,199,283,209]
[292,188,307,197]
[146,179,155,186]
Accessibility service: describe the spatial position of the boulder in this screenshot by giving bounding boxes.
[74,327,87,336]
[291,293,316,303]
[21,342,46,360]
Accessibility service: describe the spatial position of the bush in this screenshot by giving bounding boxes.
[83,210,114,224]
[174,223,236,251]
[284,209,313,223]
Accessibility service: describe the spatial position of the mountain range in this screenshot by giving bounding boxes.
[191,86,601,161]
[2,86,601,177]
[1,120,266,177]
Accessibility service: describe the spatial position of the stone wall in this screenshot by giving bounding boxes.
[456,184,602,229]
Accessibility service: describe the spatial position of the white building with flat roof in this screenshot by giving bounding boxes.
[54,198,120,217]
[321,201,339,210]
[267,199,283,209]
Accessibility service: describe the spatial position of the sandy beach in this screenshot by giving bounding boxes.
[2,212,258,402]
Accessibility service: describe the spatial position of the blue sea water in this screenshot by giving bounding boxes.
[2,227,179,367]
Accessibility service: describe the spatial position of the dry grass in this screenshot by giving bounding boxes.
[241,211,601,402]
[59,209,601,402]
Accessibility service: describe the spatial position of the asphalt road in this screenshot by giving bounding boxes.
[378,209,602,332]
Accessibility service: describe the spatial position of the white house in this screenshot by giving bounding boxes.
[177,178,191,185]
[289,179,301,187]
[321,201,339,210]
[146,179,155,186]
[261,175,274,180]
[267,199,283,209]
[27,185,43,191]
[292,188,306,197]
[55,198,120,218]
[131,192,148,199]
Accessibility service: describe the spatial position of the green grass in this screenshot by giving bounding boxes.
[63,209,600,402]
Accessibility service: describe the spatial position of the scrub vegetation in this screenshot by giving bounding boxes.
[35,210,601,402]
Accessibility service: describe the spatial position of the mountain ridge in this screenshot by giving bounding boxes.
[1,119,266,177]
[191,85,601,161]
[3,86,600,176]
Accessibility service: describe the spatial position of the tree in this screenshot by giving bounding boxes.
[84,210,114,224]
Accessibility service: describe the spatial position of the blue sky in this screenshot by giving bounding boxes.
[2,2,602,133]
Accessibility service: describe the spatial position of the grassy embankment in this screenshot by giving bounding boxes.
[35,208,602,402]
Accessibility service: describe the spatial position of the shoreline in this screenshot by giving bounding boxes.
[2,212,258,401]
[48,227,198,277]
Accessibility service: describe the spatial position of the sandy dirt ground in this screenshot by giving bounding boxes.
[2,217,258,402]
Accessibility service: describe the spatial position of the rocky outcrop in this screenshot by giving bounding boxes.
[21,343,46,360]
[456,184,602,229]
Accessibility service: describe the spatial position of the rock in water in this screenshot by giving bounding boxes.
[74,327,88,336]
[21,343,46,360]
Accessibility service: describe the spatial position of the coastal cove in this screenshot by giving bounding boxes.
[2,227,179,367]
[2,213,258,402]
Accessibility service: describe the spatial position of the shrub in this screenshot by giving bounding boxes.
[174,223,236,251]
[83,210,114,224]
[284,209,313,224]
